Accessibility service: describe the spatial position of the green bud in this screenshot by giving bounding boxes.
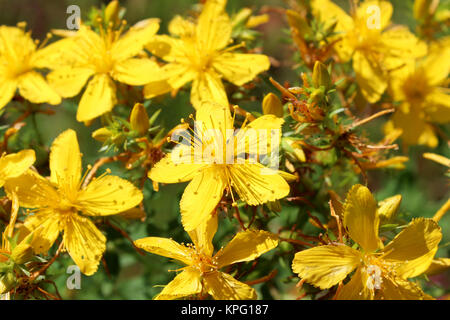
[312,61,331,90]
[267,200,282,212]
[0,272,16,294]
[11,242,33,264]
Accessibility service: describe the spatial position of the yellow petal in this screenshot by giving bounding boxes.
[22,209,61,254]
[111,18,160,62]
[423,153,450,168]
[111,58,161,86]
[0,150,35,187]
[196,0,231,52]
[228,163,290,206]
[143,80,172,99]
[134,237,193,266]
[77,175,143,216]
[215,229,278,268]
[0,26,36,62]
[17,71,61,105]
[63,213,106,276]
[31,37,83,69]
[382,218,442,279]
[352,51,387,103]
[423,36,450,86]
[343,184,381,252]
[392,107,438,148]
[180,167,226,231]
[190,71,228,110]
[238,114,284,156]
[292,244,361,290]
[71,26,104,64]
[203,271,257,300]
[155,268,202,300]
[47,67,94,98]
[49,129,82,189]
[143,63,196,98]
[379,276,433,300]
[381,27,427,71]
[196,100,233,133]
[0,79,17,110]
[213,53,270,86]
[4,170,59,208]
[425,89,450,123]
[148,152,207,183]
[77,74,117,122]
[187,213,218,257]
[335,267,373,300]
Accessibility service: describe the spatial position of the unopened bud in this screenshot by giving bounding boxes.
[130,103,150,136]
[262,93,283,117]
[92,128,113,142]
[312,61,331,90]
[11,242,33,264]
[378,195,402,222]
[0,272,16,294]
[104,0,120,27]
[413,0,438,21]
[232,8,252,28]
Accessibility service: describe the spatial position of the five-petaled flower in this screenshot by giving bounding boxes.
[292,184,442,300]
[4,129,143,275]
[148,101,294,232]
[143,0,270,109]
[134,214,278,300]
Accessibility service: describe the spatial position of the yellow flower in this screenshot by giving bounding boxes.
[47,20,161,122]
[385,37,450,148]
[0,25,61,110]
[311,0,425,103]
[143,0,270,109]
[134,214,278,300]
[4,129,143,275]
[292,184,442,300]
[148,102,292,232]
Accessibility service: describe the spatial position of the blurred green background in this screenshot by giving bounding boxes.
[0,0,448,299]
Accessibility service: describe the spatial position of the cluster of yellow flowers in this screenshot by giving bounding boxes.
[0,0,448,300]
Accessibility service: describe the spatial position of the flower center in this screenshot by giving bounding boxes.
[185,244,218,275]
[402,71,431,105]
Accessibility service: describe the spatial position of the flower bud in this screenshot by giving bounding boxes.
[130,103,150,136]
[104,0,120,26]
[312,61,331,90]
[0,272,16,294]
[92,128,113,142]
[11,243,33,265]
[262,93,283,117]
[378,195,402,222]
[413,0,438,21]
[232,8,252,28]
